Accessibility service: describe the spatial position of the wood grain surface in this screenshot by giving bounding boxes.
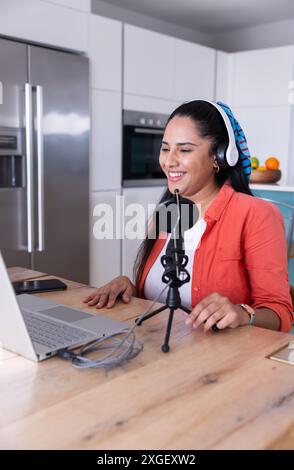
[0,268,293,450]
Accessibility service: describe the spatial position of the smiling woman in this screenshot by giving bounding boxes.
[85,100,293,334]
[135,100,252,290]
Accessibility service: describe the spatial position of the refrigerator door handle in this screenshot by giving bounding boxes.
[36,85,45,252]
[25,83,34,253]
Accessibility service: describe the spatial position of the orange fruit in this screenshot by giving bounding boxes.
[265,157,280,170]
[257,166,267,171]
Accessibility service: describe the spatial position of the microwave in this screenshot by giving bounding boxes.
[122,110,169,187]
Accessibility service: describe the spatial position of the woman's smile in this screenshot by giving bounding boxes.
[167,170,187,182]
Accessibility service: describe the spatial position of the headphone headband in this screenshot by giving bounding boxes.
[205,101,239,166]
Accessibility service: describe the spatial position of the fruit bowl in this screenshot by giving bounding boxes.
[249,169,281,184]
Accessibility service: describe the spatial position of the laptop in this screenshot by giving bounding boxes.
[0,253,128,361]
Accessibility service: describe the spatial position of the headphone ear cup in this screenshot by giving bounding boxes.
[216,142,228,168]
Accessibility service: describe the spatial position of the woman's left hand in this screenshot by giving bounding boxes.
[185,292,249,332]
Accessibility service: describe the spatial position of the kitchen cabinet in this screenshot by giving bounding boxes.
[89,14,122,92]
[124,24,175,100]
[229,46,294,107]
[124,24,216,103]
[90,186,167,287]
[174,39,215,102]
[0,0,88,52]
[90,89,122,191]
[122,186,166,281]
[124,25,215,103]
[90,191,121,288]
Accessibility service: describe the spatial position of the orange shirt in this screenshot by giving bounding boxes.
[138,182,293,332]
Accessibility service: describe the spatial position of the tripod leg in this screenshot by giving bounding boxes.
[179,305,191,314]
[161,308,175,353]
[136,305,167,326]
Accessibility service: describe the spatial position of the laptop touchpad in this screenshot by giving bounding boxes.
[41,306,92,323]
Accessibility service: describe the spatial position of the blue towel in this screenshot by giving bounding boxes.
[217,101,251,181]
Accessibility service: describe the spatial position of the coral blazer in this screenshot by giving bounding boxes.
[138,183,293,332]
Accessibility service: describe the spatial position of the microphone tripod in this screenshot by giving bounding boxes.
[137,189,192,353]
[136,234,191,352]
[136,189,218,352]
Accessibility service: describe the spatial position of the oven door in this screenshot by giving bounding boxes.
[123,126,166,187]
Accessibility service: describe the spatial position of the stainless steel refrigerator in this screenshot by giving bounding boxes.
[0,38,89,283]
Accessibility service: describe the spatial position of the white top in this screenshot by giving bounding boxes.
[144,218,207,309]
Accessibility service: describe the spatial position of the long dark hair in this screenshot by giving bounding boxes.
[133,100,253,290]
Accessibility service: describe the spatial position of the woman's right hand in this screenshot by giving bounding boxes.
[82,276,137,309]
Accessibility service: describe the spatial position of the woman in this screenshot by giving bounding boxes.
[84,100,293,333]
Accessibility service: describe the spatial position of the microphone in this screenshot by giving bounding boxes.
[157,190,219,333]
[155,189,196,284]
[136,188,218,353]
[153,188,199,237]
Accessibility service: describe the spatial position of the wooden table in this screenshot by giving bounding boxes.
[0,268,294,450]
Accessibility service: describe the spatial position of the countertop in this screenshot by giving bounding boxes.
[250,183,294,192]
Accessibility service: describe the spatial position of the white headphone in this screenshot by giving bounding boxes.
[205,101,239,168]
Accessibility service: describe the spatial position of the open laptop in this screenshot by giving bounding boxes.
[0,253,128,361]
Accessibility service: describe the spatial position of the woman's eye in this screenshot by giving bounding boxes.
[160,148,169,152]
[180,149,192,153]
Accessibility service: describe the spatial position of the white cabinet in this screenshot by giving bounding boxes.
[0,0,88,52]
[90,191,121,287]
[124,24,216,103]
[174,39,215,102]
[122,186,166,281]
[90,89,122,191]
[230,46,294,107]
[89,14,122,92]
[90,186,167,287]
[124,24,175,100]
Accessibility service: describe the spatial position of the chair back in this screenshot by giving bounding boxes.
[259,198,294,259]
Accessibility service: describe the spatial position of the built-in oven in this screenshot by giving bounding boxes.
[122,110,169,187]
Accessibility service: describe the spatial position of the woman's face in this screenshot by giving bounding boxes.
[159,116,217,199]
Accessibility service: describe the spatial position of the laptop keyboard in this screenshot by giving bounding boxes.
[22,310,95,350]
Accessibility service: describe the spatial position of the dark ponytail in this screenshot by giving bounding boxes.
[133,100,253,290]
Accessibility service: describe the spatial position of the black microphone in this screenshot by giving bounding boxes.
[153,188,199,237]
[156,189,219,333]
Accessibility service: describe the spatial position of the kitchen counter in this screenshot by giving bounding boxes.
[250,184,294,192]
